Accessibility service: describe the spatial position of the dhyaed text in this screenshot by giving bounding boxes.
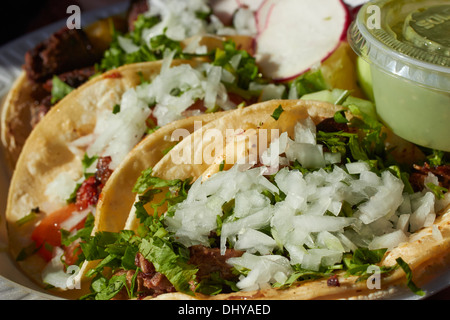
[223,304,271,315]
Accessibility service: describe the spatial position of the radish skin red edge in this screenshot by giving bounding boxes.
[255,0,350,81]
[210,0,351,82]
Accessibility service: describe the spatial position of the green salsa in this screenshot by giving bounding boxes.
[349,0,450,151]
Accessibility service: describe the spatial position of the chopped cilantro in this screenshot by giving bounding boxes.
[51,76,74,104]
[133,167,182,194]
[139,237,197,294]
[396,257,425,296]
[15,207,40,227]
[289,69,329,98]
[333,110,348,124]
[112,104,121,114]
[211,40,260,90]
[98,15,187,72]
[426,182,448,200]
[219,160,225,172]
[271,105,284,120]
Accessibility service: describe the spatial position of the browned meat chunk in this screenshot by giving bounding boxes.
[30,66,97,127]
[127,0,149,31]
[42,65,96,92]
[133,252,176,299]
[188,245,244,281]
[95,156,113,186]
[24,27,100,82]
[410,162,450,192]
[316,117,350,133]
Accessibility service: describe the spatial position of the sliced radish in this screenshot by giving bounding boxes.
[254,0,350,81]
[255,0,276,33]
[210,0,240,25]
[236,0,265,11]
[210,0,265,25]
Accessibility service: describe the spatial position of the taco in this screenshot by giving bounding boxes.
[5,44,273,297]
[77,99,450,300]
[0,0,257,171]
[0,14,128,172]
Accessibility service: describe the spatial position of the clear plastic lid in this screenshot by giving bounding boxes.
[348,0,450,91]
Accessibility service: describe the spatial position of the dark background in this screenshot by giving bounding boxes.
[0,0,448,301]
[0,0,126,46]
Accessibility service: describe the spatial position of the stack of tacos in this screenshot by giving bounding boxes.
[0,0,257,171]
[3,0,449,301]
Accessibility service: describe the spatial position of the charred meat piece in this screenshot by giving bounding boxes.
[42,65,96,92]
[410,162,450,192]
[316,117,350,133]
[188,245,244,281]
[111,245,245,299]
[112,253,176,300]
[30,95,52,128]
[95,156,113,186]
[24,27,100,82]
[31,66,97,127]
[75,156,113,210]
[134,252,176,298]
[127,0,149,31]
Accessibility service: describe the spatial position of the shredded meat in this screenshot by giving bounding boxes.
[24,27,100,82]
[30,66,97,127]
[42,66,96,92]
[110,245,244,299]
[410,162,450,192]
[30,95,52,128]
[95,156,113,186]
[112,253,176,300]
[188,245,244,281]
[75,156,113,210]
[127,0,149,31]
[316,117,350,133]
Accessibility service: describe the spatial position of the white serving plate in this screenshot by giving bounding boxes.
[0,0,447,300]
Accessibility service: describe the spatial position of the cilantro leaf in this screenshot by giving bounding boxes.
[139,237,198,294]
[51,76,74,104]
[133,167,182,194]
[271,105,284,121]
[90,273,128,300]
[289,69,329,98]
[396,257,425,296]
[98,15,186,72]
[212,40,259,90]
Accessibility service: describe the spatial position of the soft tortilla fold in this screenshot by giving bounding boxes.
[5,59,227,296]
[103,99,450,300]
[0,33,253,172]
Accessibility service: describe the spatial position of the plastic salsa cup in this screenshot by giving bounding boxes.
[348,0,450,151]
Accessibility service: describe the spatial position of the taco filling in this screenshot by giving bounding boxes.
[14,42,269,275]
[77,105,450,300]
[24,0,257,128]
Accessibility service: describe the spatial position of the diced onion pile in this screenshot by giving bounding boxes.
[163,117,447,291]
[117,0,257,55]
[67,51,236,173]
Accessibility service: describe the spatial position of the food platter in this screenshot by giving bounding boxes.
[0,0,448,301]
[0,1,129,300]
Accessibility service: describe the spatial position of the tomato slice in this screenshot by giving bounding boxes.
[31,203,85,262]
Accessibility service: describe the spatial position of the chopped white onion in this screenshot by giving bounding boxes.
[234,229,277,255]
[45,172,80,205]
[368,229,408,251]
[410,192,436,232]
[227,253,292,291]
[432,225,443,241]
[117,36,140,54]
[59,207,92,231]
[158,115,445,289]
[42,247,81,290]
